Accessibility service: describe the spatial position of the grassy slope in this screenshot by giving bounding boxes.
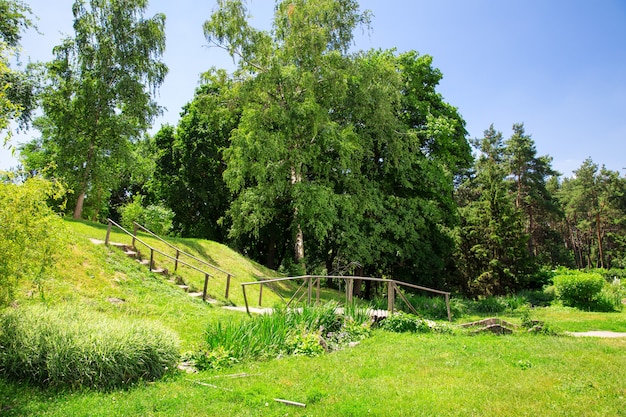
[3,218,626,416]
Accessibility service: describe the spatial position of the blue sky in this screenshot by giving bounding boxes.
[2,0,625,176]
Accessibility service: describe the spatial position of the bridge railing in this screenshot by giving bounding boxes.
[241,275,452,321]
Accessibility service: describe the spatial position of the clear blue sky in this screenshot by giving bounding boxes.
[2,0,625,176]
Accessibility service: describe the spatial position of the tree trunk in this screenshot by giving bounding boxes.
[291,166,305,268]
[73,192,86,219]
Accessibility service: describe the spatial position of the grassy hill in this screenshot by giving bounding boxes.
[3,218,626,416]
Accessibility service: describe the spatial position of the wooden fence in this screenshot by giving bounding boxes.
[241,275,452,321]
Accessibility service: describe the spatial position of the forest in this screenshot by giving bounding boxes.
[4,0,626,298]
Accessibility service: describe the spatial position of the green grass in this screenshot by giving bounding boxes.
[3,218,626,415]
[2,331,625,416]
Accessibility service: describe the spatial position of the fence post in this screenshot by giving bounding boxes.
[387,280,395,314]
[105,220,112,245]
[203,273,209,301]
[258,283,263,306]
[149,249,154,272]
[242,285,251,316]
[445,293,452,322]
[346,278,353,304]
[316,277,320,304]
[307,277,312,306]
[175,250,180,271]
[132,223,138,248]
[225,274,231,299]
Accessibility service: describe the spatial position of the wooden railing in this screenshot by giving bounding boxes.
[241,275,452,321]
[131,222,234,298]
[104,218,232,300]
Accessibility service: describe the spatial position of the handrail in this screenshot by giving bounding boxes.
[132,222,234,279]
[105,218,221,300]
[241,275,452,321]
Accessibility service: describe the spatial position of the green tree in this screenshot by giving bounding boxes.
[0,0,37,143]
[151,70,239,241]
[206,0,370,270]
[558,159,626,269]
[29,0,167,220]
[456,125,532,295]
[503,123,563,265]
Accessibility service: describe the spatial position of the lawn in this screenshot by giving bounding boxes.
[2,330,625,416]
[1,218,625,416]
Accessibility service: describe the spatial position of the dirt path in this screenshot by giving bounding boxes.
[566,331,626,338]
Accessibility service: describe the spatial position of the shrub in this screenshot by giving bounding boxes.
[379,311,451,334]
[0,177,66,305]
[473,296,507,314]
[119,195,174,236]
[0,305,179,390]
[553,271,605,310]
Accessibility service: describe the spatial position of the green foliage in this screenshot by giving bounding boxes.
[553,270,605,310]
[29,0,167,219]
[0,177,65,305]
[119,194,174,236]
[0,305,179,390]
[379,311,451,334]
[193,303,370,370]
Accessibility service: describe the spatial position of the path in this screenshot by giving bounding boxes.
[565,331,626,338]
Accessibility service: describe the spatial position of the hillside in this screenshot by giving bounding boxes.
[16,218,290,349]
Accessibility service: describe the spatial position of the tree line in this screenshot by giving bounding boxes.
[3,0,626,298]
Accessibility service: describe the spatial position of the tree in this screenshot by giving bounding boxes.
[205,0,370,271]
[503,123,563,265]
[455,125,532,295]
[31,0,167,220]
[151,69,239,241]
[558,159,626,269]
[0,0,37,143]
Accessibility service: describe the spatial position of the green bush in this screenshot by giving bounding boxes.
[0,305,179,390]
[553,270,605,310]
[0,177,66,305]
[379,312,451,334]
[119,195,174,236]
[473,296,507,313]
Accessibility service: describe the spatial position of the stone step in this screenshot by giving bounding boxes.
[177,284,190,292]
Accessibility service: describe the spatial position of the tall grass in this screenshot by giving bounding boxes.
[188,303,371,370]
[0,305,179,390]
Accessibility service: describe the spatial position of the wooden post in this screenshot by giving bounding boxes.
[307,277,312,306]
[174,250,180,271]
[149,249,154,272]
[105,221,112,245]
[132,223,138,248]
[346,278,353,304]
[258,282,263,306]
[387,280,395,314]
[445,293,452,322]
[225,274,231,299]
[203,273,209,301]
[242,285,251,316]
[316,277,320,304]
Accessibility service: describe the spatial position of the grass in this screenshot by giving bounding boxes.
[2,330,625,416]
[3,218,626,415]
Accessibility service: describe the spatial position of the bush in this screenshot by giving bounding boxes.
[119,195,174,236]
[379,312,451,334]
[0,305,179,390]
[0,177,66,305]
[553,270,605,310]
[473,296,507,314]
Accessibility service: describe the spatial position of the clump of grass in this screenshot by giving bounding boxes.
[186,302,371,370]
[0,305,179,390]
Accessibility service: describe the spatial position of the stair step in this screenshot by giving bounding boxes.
[177,285,190,292]
[152,268,167,274]
[138,259,150,265]
[124,250,138,257]
[188,292,204,298]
